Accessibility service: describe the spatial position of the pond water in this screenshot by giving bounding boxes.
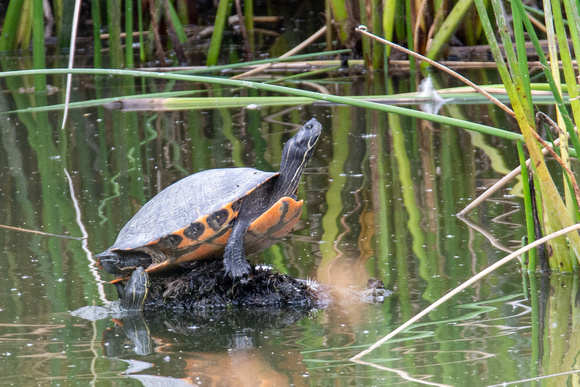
[1,68,578,386]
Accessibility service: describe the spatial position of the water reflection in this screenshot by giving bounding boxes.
[100,308,315,385]
[1,71,578,385]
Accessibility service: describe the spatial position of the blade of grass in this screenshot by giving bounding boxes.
[563,0,580,65]
[0,67,526,142]
[207,0,233,66]
[263,65,341,84]
[137,0,145,63]
[383,0,396,58]
[244,0,254,53]
[517,140,536,271]
[177,49,349,74]
[489,0,533,121]
[424,0,476,63]
[0,0,26,50]
[125,0,134,67]
[329,0,349,44]
[232,26,327,79]
[19,0,33,50]
[166,0,187,43]
[107,0,123,68]
[32,0,46,91]
[6,89,207,114]
[91,0,102,67]
[558,0,577,219]
[11,91,575,116]
[107,96,318,110]
[553,0,580,155]
[511,0,533,116]
[371,0,383,69]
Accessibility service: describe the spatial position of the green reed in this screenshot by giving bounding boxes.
[475,0,580,270]
[207,0,233,66]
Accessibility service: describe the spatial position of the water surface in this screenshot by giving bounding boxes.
[0,70,576,386]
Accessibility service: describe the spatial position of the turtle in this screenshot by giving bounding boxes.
[95,118,322,283]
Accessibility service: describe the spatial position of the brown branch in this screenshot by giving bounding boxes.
[234,0,253,60]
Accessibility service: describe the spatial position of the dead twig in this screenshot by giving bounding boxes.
[163,0,187,64]
[149,0,167,66]
[234,0,253,60]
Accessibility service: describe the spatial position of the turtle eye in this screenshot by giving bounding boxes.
[305,124,313,129]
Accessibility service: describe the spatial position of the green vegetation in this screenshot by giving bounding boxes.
[3,2,580,383]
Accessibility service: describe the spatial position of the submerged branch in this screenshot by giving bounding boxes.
[0,224,83,240]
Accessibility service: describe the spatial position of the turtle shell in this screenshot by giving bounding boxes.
[101,167,301,275]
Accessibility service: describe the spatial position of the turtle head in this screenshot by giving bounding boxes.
[278,118,322,196]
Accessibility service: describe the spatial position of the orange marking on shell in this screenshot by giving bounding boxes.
[212,230,232,246]
[175,243,222,264]
[145,202,238,250]
[196,203,236,241]
[146,261,178,274]
[250,198,303,237]
[269,201,303,238]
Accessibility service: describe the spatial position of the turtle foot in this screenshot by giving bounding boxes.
[224,258,251,280]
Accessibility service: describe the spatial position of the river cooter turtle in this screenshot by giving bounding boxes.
[95,118,322,283]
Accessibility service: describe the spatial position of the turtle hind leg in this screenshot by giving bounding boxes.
[223,218,252,279]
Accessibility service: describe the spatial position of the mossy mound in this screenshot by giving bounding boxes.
[141,260,331,310]
[129,260,390,310]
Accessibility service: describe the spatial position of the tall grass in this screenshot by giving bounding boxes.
[473,0,580,270]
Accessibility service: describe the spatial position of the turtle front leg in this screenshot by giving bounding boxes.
[120,267,149,311]
[224,218,252,279]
